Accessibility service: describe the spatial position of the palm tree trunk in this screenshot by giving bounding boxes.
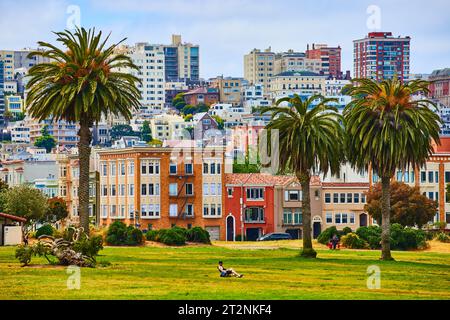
[380,176,394,260]
[297,171,317,258]
[78,117,92,236]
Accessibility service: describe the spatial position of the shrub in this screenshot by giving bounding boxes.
[390,223,428,250]
[342,227,353,235]
[435,232,450,243]
[158,229,186,246]
[341,233,369,249]
[317,226,340,244]
[106,221,143,246]
[186,227,211,244]
[145,230,158,241]
[15,245,33,266]
[35,224,54,238]
[235,235,246,241]
[356,226,382,249]
[73,235,104,259]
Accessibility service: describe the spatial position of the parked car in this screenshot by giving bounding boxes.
[256,232,293,241]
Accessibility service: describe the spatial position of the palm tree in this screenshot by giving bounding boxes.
[343,78,441,260]
[264,94,345,258]
[26,28,141,235]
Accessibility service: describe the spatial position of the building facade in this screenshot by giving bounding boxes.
[210,76,244,106]
[244,48,275,90]
[353,32,410,82]
[164,35,200,84]
[306,44,342,78]
[96,146,226,240]
[274,50,322,75]
[429,68,450,107]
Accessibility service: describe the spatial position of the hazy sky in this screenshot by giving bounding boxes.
[1,0,449,78]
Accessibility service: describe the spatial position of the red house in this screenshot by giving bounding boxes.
[224,173,292,241]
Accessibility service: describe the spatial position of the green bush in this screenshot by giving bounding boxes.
[73,235,104,259]
[390,224,427,250]
[158,228,186,246]
[342,227,353,235]
[35,224,54,238]
[435,232,450,243]
[171,226,188,237]
[356,225,382,249]
[15,245,33,266]
[317,226,340,244]
[146,230,158,241]
[341,233,368,249]
[186,227,211,244]
[106,221,143,246]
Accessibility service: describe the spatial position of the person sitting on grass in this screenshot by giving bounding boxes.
[218,261,243,278]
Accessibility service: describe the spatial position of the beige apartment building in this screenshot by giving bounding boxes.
[149,114,192,141]
[244,48,275,90]
[274,50,322,75]
[26,118,80,149]
[210,76,244,106]
[269,71,327,98]
[321,182,370,232]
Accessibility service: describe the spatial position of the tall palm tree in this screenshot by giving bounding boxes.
[264,94,345,258]
[26,28,141,234]
[343,78,441,260]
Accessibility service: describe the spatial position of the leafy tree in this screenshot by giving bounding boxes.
[26,28,141,235]
[233,147,261,173]
[140,120,152,142]
[34,125,56,153]
[212,115,225,130]
[344,78,441,260]
[110,124,139,141]
[184,114,193,122]
[365,181,437,228]
[264,94,344,258]
[0,179,9,212]
[172,93,186,111]
[44,197,69,223]
[3,185,48,228]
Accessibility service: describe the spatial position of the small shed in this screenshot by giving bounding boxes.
[0,213,26,246]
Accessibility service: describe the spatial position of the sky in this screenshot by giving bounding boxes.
[1,0,449,79]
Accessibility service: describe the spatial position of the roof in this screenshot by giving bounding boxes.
[226,173,293,186]
[430,68,450,78]
[432,137,450,154]
[184,87,218,95]
[322,182,369,188]
[275,71,323,77]
[0,212,26,223]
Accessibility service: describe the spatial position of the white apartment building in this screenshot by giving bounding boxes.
[324,79,351,96]
[208,103,251,127]
[242,83,265,101]
[10,121,30,143]
[150,114,192,140]
[274,50,322,75]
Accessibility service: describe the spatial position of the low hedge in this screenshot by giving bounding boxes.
[145,226,211,246]
[106,221,144,246]
[341,233,368,249]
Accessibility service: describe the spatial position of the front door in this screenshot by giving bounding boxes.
[313,222,321,239]
[226,216,234,241]
[360,213,368,227]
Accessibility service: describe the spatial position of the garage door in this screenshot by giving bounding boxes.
[205,226,220,241]
[4,226,22,245]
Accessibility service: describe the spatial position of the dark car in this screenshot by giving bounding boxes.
[256,232,293,241]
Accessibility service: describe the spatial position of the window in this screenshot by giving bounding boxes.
[347,193,352,203]
[445,172,450,183]
[350,213,355,224]
[446,212,450,224]
[102,185,107,196]
[354,193,360,203]
[210,163,216,174]
[141,161,147,174]
[185,163,193,174]
[185,183,193,195]
[210,184,216,195]
[169,163,177,174]
[217,183,222,196]
[421,171,426,183]
[110,185,116,196]
[169,183,178,196]
[245,207,264,223]
[361,193,366,203]
[342,213,348,224]
[217,163,221,174]
[283,209,292,224]
[110,162,116,176]
[325,193,331,203]
[333,193,339,203]
[227,187,233,197]
[169,204,178,217]
[101,163,107,176]
[326,213,333,223]
[141,184,147,196]
[203,205,209,216]
[210,204,216,216]
[120,184,125,196]
[110,205,117,218]
[217,204,222,216]
[129,184,134,196]
[128,162,134,175]
[141,204,147,217]
[120,162,126,175]
[435,171,439,183]
[203,163,208,174]
[101,205,108,218]
[186,204,194,217]
[246,188,264,200]
[129,205,134,218]
[340,193,346,203]
[428,171,434,183]
[203,183,209,195]
[293,209,302,225]
[335,213,341,224]
[285,190,301,201]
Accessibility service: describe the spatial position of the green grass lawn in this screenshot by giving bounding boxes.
[0,241,449,300]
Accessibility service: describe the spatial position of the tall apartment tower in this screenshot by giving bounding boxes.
[244,48,275,89]
[0,59,4,126]
[306,44,342,78]
[164,35,199,84]
[353,32,410,82]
